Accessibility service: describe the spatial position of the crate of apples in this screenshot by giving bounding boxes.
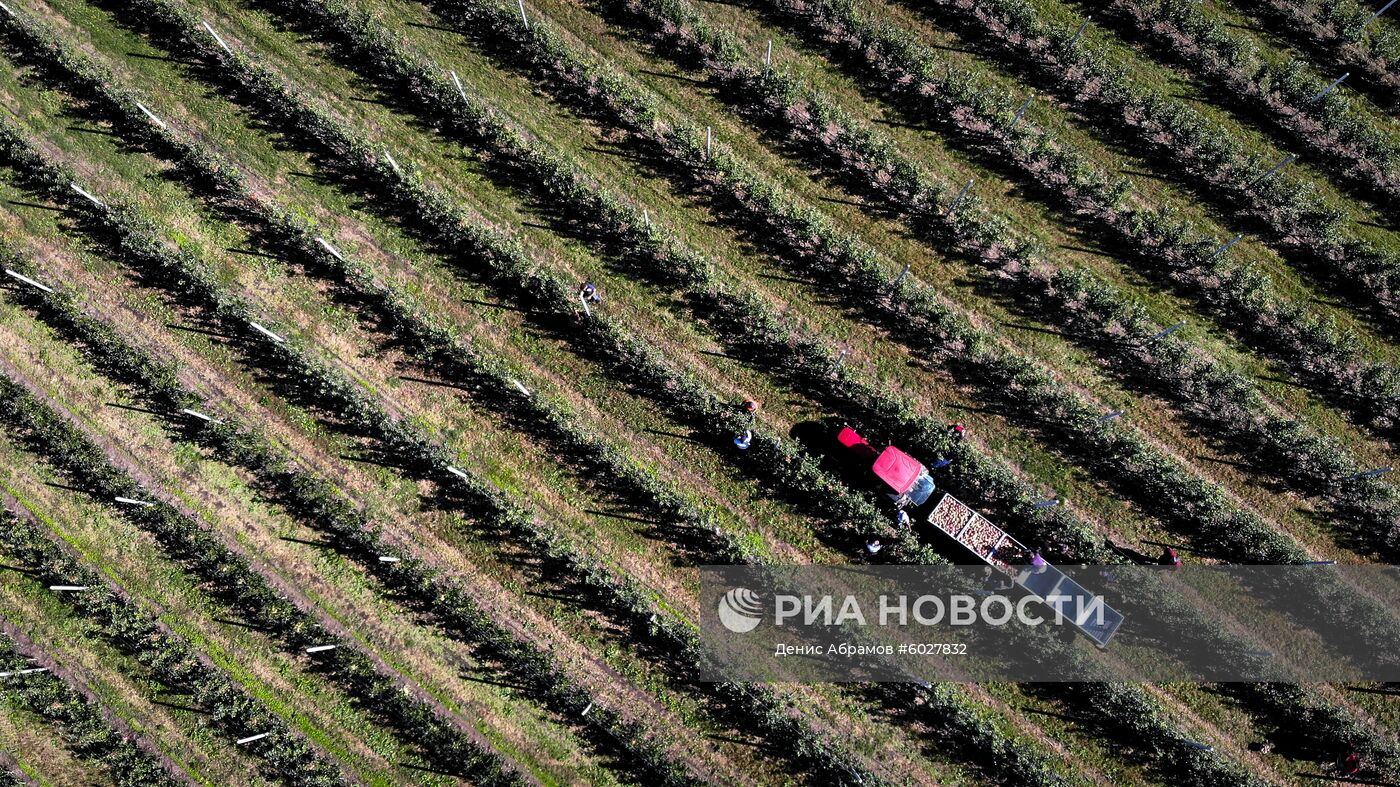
[960,515,1005,557]
[929,498,972,535]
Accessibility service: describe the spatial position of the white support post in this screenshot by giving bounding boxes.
[247,320,285,344]
[0,668,48,678]
[383,150,402,176]
[1364,0,1398,28]
[134,102,168,130]
[48,585,89,592]
[642,209,650,227]
[1204,234,1244,264]
[1252,154,1296,186]
[0,2,14,17]
[180,407,223,424]
[446,466,470,482]
[114,496,155,507]
[1069,17,1090,47]
[581,702,594,717]
[944,178,974,217]
[705,126,712,159]
[201,21,235,57]
[517,0,529,29]
[509,378,531,397]
[69,184,105,209]
[304,644,337,654]
[377,555,401,563]
[1009,93,1034,130]
[4,269,55,294]
[450,70,470,104]
[1098,410,1124,423]
[889,264,910,292]
[313,237,345,261]
[579,292,592,318]
[764,39,772,70]
[235,732,271,745]
[1344,466,1394,481]
[1149,321,1186,342]
[1309,72,1349,102]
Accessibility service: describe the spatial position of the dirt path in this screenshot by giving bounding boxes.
[0,747,44,787]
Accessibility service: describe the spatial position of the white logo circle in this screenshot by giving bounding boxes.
[718,587,764,633]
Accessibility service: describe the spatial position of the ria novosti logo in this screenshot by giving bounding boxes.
[715,588,1108,632]
[717,587,765,633]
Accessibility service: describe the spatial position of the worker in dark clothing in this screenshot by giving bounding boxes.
[978,565,1013,594]
[948,422,966,443]
[1337,749,1361,777]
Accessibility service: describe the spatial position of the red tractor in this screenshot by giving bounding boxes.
[837,426,937,509]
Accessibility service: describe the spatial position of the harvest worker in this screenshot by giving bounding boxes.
[733,430,752,450]
[740,399,760,418]
[948,422,966,443]
[865,539,883,556]
[1337,749,1361,777]
[895,510,911,528]
[579,281,601,303]
[979,566,1012,593]
[1029,550,1048,574]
